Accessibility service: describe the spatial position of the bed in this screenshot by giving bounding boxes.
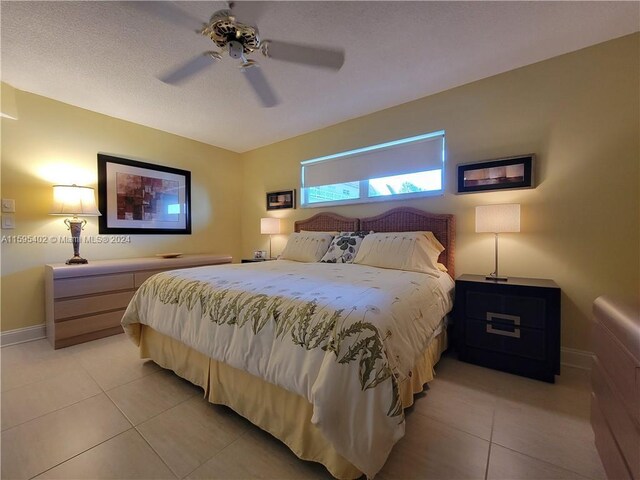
[121,207,455,479]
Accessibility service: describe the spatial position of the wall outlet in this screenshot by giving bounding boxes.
[1,199,15,213]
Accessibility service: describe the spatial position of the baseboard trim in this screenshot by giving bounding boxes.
[1,324,46,347]
[561,347,594,370]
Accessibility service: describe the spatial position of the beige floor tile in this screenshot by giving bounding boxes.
[413,376,496,440]
[138,396,251,478]
[487,444,589,479]
[1,393,131,479]
[493,366,591,418]
[64,332,131,356]
[492,398,606,479]
[36,429,176,479]
[78,353,161,391]
[107,369,201,425]
[1,368,102,430]
[434,354,513,394]
[186,428,332,479]
[378,412,489,479]
[1,338,71,367]
[68,333,161,390]
[1,353,81,392]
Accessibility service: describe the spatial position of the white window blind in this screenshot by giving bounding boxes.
[302,133,444,188]
[300,131,445,207]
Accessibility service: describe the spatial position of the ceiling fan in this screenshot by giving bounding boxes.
[151,2,345,108]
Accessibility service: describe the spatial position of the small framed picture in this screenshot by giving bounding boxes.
[457,154,535,194]
[253,250,267,259]
[266,189,296,210]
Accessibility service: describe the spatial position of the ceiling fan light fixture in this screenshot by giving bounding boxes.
[158,3,345,107]
[228,41,245,60]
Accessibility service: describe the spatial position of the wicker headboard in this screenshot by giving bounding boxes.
[360,207,456,278]
[294,212,359,233]
[293,207,455,277]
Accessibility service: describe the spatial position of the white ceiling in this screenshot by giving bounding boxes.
[1,1,638,153]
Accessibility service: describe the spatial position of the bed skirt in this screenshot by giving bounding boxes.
[137,325,447,479]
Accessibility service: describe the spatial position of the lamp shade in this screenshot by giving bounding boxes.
[475,204,520,233]
[260,217,281,235]
[50,185,101,216]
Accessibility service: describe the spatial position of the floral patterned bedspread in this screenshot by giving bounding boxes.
[121,260,453,477]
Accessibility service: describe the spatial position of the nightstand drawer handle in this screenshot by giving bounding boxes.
[487,312,520,325]
[486,323,521,338]
[486,312,521,338]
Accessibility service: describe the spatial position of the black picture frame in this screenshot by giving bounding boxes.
[266,189,296,210]
[97,154,191,234]
[457,154,535,194]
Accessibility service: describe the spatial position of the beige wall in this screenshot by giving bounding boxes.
[240,33,640,352]
[1,85,243,332]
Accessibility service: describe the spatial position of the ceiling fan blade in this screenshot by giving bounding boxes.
[229,1,265,27]
[128,1,205,31]
[160,53,216,85]
[263,40,345,71]
[241,65,279,108]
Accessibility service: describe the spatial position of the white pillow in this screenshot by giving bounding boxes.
[353,231,445,274]
[279,232,334,262]
[320,231,372,264]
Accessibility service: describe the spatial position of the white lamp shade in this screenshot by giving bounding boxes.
[260,217,281,235]
[475,204,520,233]
[50,185,101,216]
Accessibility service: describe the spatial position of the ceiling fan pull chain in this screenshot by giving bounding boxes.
[260,40,271,58]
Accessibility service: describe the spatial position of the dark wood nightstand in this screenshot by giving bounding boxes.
[241,258,276,263]
[454,274,561,383]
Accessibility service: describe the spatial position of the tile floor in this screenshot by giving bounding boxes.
[1,334,604,479]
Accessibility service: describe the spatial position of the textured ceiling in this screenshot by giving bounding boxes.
[1,1,638,152]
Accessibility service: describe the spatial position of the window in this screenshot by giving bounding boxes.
[300,131,445,207]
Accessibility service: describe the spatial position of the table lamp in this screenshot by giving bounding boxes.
[50,184,101,264]
[260,217,281,259]
[475,203,520,281]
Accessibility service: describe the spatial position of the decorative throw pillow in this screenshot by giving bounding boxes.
[320,231,371,264]
[279,232,334,262]
[353,231,445,274]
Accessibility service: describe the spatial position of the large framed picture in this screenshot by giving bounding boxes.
[266,189,296,210]
[97,154,191,234]
[457,154,535,194]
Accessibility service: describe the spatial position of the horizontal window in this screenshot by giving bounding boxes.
[300,131,445,207]
[306,182,360,204]
[368,170,442,197]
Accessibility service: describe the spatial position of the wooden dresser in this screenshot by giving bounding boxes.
[591,296,639,480]
[45,254,232,349]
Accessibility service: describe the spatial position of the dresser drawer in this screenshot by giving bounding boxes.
[54,273,134,298]
[465,319,546,361]
[55,310,125,340]
[54,291,135,320]
[465,291,546,329]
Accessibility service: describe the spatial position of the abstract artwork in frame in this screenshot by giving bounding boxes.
[266,189,296,210]
[97,154,191,234]
[457,154,535,194]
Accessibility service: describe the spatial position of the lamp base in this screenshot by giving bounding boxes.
[486,274,508,282]
[66,255,88,265]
